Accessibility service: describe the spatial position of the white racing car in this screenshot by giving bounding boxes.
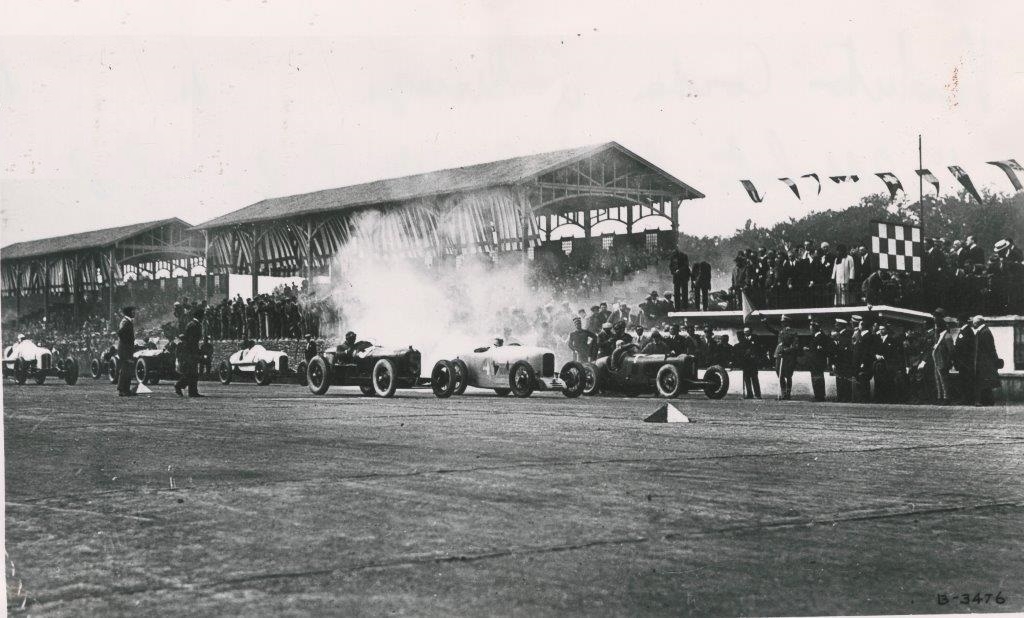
[218,342,305,386]
[430,343,585,398]
[3,338,80,385]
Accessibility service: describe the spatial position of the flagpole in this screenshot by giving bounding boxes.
[918,134,924,232]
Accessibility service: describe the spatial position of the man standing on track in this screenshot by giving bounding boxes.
[116,306,136,397]
[174,306,205,398]
[805,319,830,402]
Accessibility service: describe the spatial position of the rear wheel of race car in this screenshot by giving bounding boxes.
[372,359,398,398]
[108,359,119,384]
[64,357,79,385]
[218,361,233,385]
[656,364,683,398]
[307,356,331,395]
[254,360,273,386]
[90,358,101,379]
[581,363,600,396]
[451,359,469,396]
[508,361,536,398]
[14,358,28,385]
[493,388,511,397]
[702,365,730,399]
[559,361,586,398]
[295,361,308,386]
[135,357,149,384]
[359,383,375,396]
[430,360,456,398]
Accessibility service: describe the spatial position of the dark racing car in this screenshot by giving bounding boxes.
[582,343,729,399]
[306,340,423,397]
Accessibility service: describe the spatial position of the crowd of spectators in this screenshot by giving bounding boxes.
[723,235,1024,315]
[530,241,670,299]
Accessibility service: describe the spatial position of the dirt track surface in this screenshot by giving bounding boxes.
[5,381,1024,616]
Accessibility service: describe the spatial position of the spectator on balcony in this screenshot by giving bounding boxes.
[669,246,690,310]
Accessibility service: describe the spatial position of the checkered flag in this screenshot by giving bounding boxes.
[870,221,922,272]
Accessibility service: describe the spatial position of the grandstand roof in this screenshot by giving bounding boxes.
[1,218,193,261]
[196,141,703,230]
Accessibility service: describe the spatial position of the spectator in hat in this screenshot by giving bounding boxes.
[586,305,604,334]
[927,310,955,404]
[971,316,1001,406]
[771,315,800,400]
[734,326,763,399]
[952,314,976,404]
[116,306,136,397]
[805,319,830,401]
[831,318,855,402]
[304,334,318,363]
[596,322,616,358]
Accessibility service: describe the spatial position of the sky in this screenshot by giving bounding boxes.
[1,0,1022,246]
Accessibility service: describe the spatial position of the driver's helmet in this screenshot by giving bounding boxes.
[344,331,357,345]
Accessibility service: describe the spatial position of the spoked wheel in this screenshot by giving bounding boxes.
[135,358,149,385]
[431,360,456,398]
[559,361,586,398]
[451,359,469,395]
[656,364,683,398]
[90,358,102,379]
[254,360,273,386]
[64,357,79,385]
[372,359,397,398]
[581,363,600,396]
[108,359,119,384]
[307,356,330,395]
[218,361,233,385]
[702,365,730,399]
[508,361,536,398]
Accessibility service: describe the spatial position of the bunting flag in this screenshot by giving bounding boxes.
[800,173,821,195]
[875,172,904,201]
[915,169,940,195]
[829,175,860,184]
[741,289,756,323]
[739,180,764,203]
[778,177,800,199]
[948,165,983,202]
[987,159,1024,192]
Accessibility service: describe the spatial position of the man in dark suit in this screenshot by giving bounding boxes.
[852,315,878,403]
[965,236,985,268]
[734,327,763,399]
[692,261,712,311]
[174,307,205,398]
[971,316,1001,406]
[952,314,976,404]
[805,319,831,401]
[831,318,855,402]
[669,247,690,310]
[116,306,136,397]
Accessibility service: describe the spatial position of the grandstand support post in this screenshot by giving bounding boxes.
[626,204,634,235]
[202,231,211,300]
[305,219,314,284]
[108,245,116,328]
[43,258,50,325]
[13,263,21,329]
[583,210,592,238]
[250,224,260,299]
[72,253,81,328]
[670,198,680,236]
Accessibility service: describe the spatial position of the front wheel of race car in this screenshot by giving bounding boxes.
[295,361,308,386]
[14,358,28,385]
[307,356,331,395]
[508,361,536,398]
[559,361,586,398]
[254,360,273,386]
[430,360,456,398]
[702,365,730,399]
[108,359,119,384]
[135,357,149,384]
[90,358,102,379]
[63,357,79,385]
[581,363,601,396]
[656,364,683,398]
[451,359,469,395]
[372,358,398,398]
[218,361,232,385]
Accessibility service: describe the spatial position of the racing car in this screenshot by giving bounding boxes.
[132,340,179,385]
[90,346,118,379]
[306,340,423,397]
[218,341,307,386]
[582,343,729,399]
[429,343,586,398]
[3,338,80,385]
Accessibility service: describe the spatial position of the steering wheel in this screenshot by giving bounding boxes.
[610,343,639,372]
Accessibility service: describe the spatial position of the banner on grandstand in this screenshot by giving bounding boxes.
[987,159,1024,192]
[875,172,904,201]
[870,221,922,273]
[778,177,800,199]
[801,173,821,195]
[739,180,764,203]
[916,169,940,195]
[948,165,983,202]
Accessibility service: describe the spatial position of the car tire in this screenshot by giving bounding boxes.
[581,363,601,396]
[295,361,308,386]
[108,359,119,384]
[307,356,331,395]
[372,358,398,398]
[135,358,149,385]
[702,365,730,399]
[90,358,102,379]
[559,361,586,398]
[451,359,469,395]
[359,383,376,396]
[254,360,273,386]
[14,358,28,385]
[431,359,456,398]
[656,364,683,398]
[493,388,511,397]
[218,361,233,385]
[64,357,79,385]
[508,361,536,398]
